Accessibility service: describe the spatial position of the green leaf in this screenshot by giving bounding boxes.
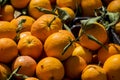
[86,34,107,50]
[35,6,57,15]
[63,24,71,32]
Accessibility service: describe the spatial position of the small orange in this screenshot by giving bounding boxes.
[115,21,120,35]
[72,45,92,63]
[0,21,16,39]
[44,30,76,61]
[11,15,35,33]
[78,22,108,50]
[64,55,87,79]
[36,57,64,80]
[12,56,37,78]
[19,31,31,39]
[0,4,14,21]
[107,0,120,12]
[17,35,43,60]
[31,14,62,43]
[10,0,30,9]
[81,64,107,80]
[98,43,120,64]
[59,7,75,21]
[0,63,11,80]
[0,38,18,63]
[25,77,39,80]
[28,0,52,19]
[103,54,120,80]
[56,0,81,10]
[80,0,103,17]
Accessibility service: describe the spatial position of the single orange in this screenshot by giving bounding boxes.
[12,56,37,78]
[17,35,43,60]
[0,21,16,39]
[0,63,11,80]
[78,22,108,50]
[44,30,76,61]
[25,77,39,80]
[0,4,14,21]
[31,14,62,43]
[28,0,52,19]
[0,38,18,63]
[103,54,120,80]
[72,45,92,63]
[107,0,120,12]
[19,31,31,39]
[64,55,87,79]
[11,15,35,33]
[80,0,103,17]
[36,57,64,80]
[115,21,120,35]
[56,0,81,10]
[10,0,30,9]
[98,43,120,64]
[81,64,107,80]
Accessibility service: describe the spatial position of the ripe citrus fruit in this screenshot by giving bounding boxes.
[0,63,11,80]
[0,4,14,21]
[17,35,43,60]
[78,22,108,50]
[10,0,30,9]
[36,57,64,80]
[31,14,62,43]
[0,38,18,63]
[56,0,81,10]
[44,30,76,61]
[98,43,120,64]
[80,0,103,17]
[107,0,120,12]
[72,45,92,63]
[12,56,37,78]
[115,21,120,35]
[28,0,52,19]
[64,55,87,79]
[103,54,120,80]
[0,21,16,39]
[11,15,35,33]
[19,31,31,39]
[25,77,39,80]
[81,64,107,80]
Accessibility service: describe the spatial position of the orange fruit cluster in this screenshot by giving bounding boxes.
[0,0,120,80]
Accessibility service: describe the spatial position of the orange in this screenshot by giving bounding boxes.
[80,0,103,17]
[64,55,87,79]
[0,21,16,39]
[81,64,107,80]
[19,31,31,39]
[17,35,43,60]
[59,7,75,21]
[10,0,30,9]
[0,38,18,63]
[28,0,52,19]
[12,56,37,78]
[31,14,62,43]
[36,57,64,80]
[0,63,11,80]
[115,21,120,35]
[103,54,120,80]
[72,45,92,63]
[25,77,39,80]
[44,30,76,61]
[78,22,108,50]
[107,0,120,12]
[56,0,81,10]
[98,43,120,64]
[11,15,35,33]
[0,4,14,21]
